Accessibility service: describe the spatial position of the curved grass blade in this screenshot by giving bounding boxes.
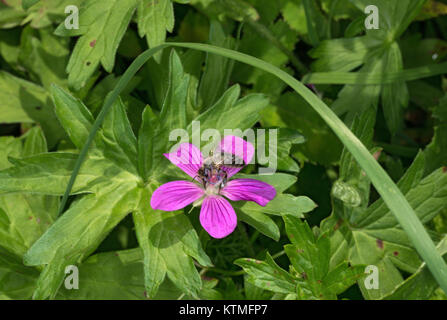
[60,42,447,294]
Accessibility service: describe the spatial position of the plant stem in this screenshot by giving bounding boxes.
[271,250,285,260]
[207,267,245,276]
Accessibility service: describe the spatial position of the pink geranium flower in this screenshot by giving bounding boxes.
[150,135,276,238]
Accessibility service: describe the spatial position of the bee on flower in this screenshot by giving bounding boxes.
[150,135,276,238]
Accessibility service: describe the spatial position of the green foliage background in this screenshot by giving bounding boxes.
[0,0,447,300]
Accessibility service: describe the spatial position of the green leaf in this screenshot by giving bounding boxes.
[0,129,58,259]
[383,236,447,300]
[0,1,27,29]
[180,49,205,121]
[349,0,426,40]
[0,71,64,147]
[256,128,305,173]
[330,53,383,120]
[133,186,211,298]
[302,0,321,46]
[309,36,378,72]
[24,183,139,299]
[320,0,360,21]
[0,28,21,67]
[53,83,139,175]
[22,127,48,157]
[0,246,38,300]
[159,50,189,134]
[133,201,166,299]
[213,0,259,21]
[236,209,280,241]
[235,253,297,294]
[361,166,447,230]
[0,136,22,170]
[0,153,137,196]
[344,16,367,37]
[230,173,316,240]
[349,231,405,299]
[238,194,316,219]
[380,43,408,134]
[22,0,84,29]
[281,0,306,35]
[275,92,342,165]
[56,247,211,300]
[323,262,365,296]
[191,85,269,142]
[84,74,143,116]
[177,10,209,44]
[237,217,364,299]
[198,20,235,109]
[22,0,39,10]
[18,26,69,89]
[58,248,147,300]
[55,0,139,89]
[0,192,58,257]
[310,1,427,133]
[137,0,174,55]
[145,50,190,177]
[232,18,296,88]
[138,106,159,182]
[51,84,95,150]
[243,274,272,300]
[424,94,447,175]
[99,97,138,175]
[284,216,363,299]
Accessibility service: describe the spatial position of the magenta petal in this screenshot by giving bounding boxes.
[200,195,237,239]
[221,178,276,207]
[216,135,255,178]
[151,181,204,211]
[164,143,203,179]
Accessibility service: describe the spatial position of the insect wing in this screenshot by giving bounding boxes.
[219,152,245,167]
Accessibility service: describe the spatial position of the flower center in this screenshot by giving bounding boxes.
[199,164,228,194]
[205,184,220,196]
